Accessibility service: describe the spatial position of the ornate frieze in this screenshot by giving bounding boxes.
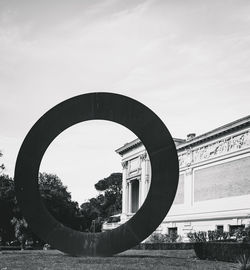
[178,130,250,168]
[122,161,128,169]
[140,152,147,161]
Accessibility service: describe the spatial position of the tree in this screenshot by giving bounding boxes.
[80,173,122,232]
[80,195,105,232]
[38,172,81,231]
[94,172,122,218]
[0,150,5,174]
[11,217,30,249]
[0,171,85,246]
[0,152,15,244]
[0,174,18,244]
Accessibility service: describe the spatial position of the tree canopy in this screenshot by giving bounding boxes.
[0,174,16,244]
[94,172,122,217]
[0,150,122,245]
[0,171,84,245]
[80,173,122,232]
[0,150,5,173]
[38,172,81,230]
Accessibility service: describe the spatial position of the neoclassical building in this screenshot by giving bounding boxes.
[103,116,250,239]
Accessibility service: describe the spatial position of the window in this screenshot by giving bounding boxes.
[168,227,178,242]
[168,227,177,235]
[229,225,245,234]
[216,225,224,232]
[131,179,139,213]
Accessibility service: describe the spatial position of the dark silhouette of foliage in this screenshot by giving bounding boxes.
[0,150,5,173]
[11,217,30,249]
[94,172,122,217]
[80,173,122,232]
[147,232,179,243]
[0,174,16,244]
[0,152,122,242]
[0,171,84,246]
[38,172,81,231]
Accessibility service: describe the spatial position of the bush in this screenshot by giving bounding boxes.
[208,230,230,241]
[237,253,250,270]
[10,218,31,250]
[194,242,250,262]
[43,244,51,250]
[134,242,194,250]
[234,226,250,243]
[187,231,207,242]
[188,228,250,243]
[147,232,179,243]
[148,233,165,243]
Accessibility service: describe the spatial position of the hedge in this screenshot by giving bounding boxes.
[0,245,44,251]
[194,242,250,262]
[0,246,21,251]
[133,242,194,250]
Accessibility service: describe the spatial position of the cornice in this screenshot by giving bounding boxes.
[115,138,142,156]
[116,115,250,156]
[177,115,250,151]
[116,137,185,156]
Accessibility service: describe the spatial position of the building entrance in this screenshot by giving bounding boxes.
[131,179,139,213]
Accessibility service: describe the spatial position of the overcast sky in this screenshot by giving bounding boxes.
[0,0,250,204]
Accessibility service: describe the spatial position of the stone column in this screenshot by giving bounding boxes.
[121,161,128,214]
[145,155,151,198]
[145,174,150,197]
[138,178,142,208]
[128,181,132,214]
[139,152,147,206]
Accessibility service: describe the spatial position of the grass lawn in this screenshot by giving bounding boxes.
[0,249,239,270]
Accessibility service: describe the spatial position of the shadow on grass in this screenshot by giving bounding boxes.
[116,254,195,260]
[2,249,196,262]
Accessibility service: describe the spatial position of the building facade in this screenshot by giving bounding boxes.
[103,116,250,239]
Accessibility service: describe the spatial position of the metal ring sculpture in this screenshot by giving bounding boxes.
[14,92,179,256]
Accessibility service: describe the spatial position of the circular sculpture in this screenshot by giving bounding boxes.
[14,92,179,256]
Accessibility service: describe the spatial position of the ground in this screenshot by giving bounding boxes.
[0,249,238,270]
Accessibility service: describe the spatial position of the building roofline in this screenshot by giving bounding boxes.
[115,138,142,156]
[115,137,185,156]
[115,115,250,155]
[177,114,250,151]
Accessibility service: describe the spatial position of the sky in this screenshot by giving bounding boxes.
[0,0,250,205]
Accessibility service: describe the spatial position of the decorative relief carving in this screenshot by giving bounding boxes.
[179,149,192,168]
[178,131,250,168]
[140,152,147,161]
[186,148,192,167]
[122,161,128,169]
